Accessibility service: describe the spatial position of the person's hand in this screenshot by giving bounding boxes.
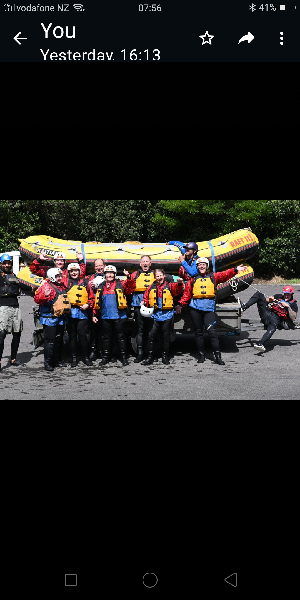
[177,277,184,285]
[44,284,51,297]
[175,305,182,314]
[76,252,84,261]
[237,264,248,272]
[166,242,170,245]
[123,269,130,278]
[280,301,290,308]
[178,255,185,263]
[39,250,48,261]
[80,303,89,311]
[92,316,98,324]
[268,296,275,303]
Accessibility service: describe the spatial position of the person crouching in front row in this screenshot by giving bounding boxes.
[92,265,136,367]
[140,269,184,365]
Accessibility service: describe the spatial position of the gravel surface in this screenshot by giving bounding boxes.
[1,285,299,400]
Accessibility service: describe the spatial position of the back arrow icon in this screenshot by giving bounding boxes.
[238,32,254,44]
[14,32,27,45]
[225,573,237,588]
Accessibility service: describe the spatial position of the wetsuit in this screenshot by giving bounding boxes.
[179,268,238,355]
[0,269,29,367]
[34,280,69,369]
[143,279,184,358]
[243,291,298,346]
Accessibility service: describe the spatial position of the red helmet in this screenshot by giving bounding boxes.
[283,285,294,295]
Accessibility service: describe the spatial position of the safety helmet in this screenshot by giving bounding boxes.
[47,268,63,283]
[104,265,117,274]
[54,251,66,261]
[184,242,199,252]
[140,305,155,318]
[93,276,105,289]
[68,263,80,272]
[197,257,210,267]
[283,285,294,295]
[0,253,13,263]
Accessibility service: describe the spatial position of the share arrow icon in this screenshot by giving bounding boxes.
[238,32,254,44]
[225,573,238,587]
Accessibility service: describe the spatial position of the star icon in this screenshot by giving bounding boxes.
[199,31,214,45]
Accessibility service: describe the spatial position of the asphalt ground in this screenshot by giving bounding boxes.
[0,285,299,400]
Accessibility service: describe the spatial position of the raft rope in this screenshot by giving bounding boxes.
[232,276,283,308]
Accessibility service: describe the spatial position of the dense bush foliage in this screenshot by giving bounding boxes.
[1,199,299,277]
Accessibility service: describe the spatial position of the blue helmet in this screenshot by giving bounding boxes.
[0,254,13,263]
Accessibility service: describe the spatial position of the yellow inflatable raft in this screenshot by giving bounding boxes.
[17,263,255,299]
[19,229,259,275]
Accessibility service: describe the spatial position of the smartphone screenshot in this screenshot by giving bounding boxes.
[1,1,299,62]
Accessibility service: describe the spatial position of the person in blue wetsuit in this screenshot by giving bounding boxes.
[166,240,199,279]
[141,269,184,365]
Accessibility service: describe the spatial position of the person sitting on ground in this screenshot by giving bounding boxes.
[166,240,200,280]
[239,285,298,353]
[30,249,86,280]
[140,269,184,365]
[176,258,247,365]
[92,265,136,367]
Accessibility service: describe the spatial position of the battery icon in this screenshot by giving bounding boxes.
[280,4,285,9]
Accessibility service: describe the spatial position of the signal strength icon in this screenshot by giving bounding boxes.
[280,31,283,44]
[73,3,84,10]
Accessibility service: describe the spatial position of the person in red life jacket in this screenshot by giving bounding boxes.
[140,269,184,365]
[65,263,95,367]
[176,258,248,365]
[34,268,70,371]
[84,259,106,362]
[166,241,200,281]
[123,255,175,364]
[239,285,298,353]
[92,265,136,367]
[30,250,86,280]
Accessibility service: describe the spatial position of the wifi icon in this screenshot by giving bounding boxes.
[73,3,84,10]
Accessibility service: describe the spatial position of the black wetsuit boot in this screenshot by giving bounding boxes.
[198,353,206,364]
[143,339,154,365]
[134,346,144,363]
[44,342,55,372]
[214,351,225,365]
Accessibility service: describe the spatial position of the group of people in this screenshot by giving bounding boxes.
[0,240,298,372]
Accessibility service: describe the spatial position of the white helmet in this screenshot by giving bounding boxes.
[104,265,117,274]
[54,251,66,261]
[140,305,155,318]
[47,268,62,283]
[197,257,210,267]
[68,263,80,272]
[93,276,105,289]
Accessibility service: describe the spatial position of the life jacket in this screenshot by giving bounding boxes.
[95,280,127,311]
[271,297,297,321]
[67,280,89,307]
[0,272,20,298]
[192,274,216,299]
[48,283,71,317]
[134,270,156,293]
[148,282,174,310]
